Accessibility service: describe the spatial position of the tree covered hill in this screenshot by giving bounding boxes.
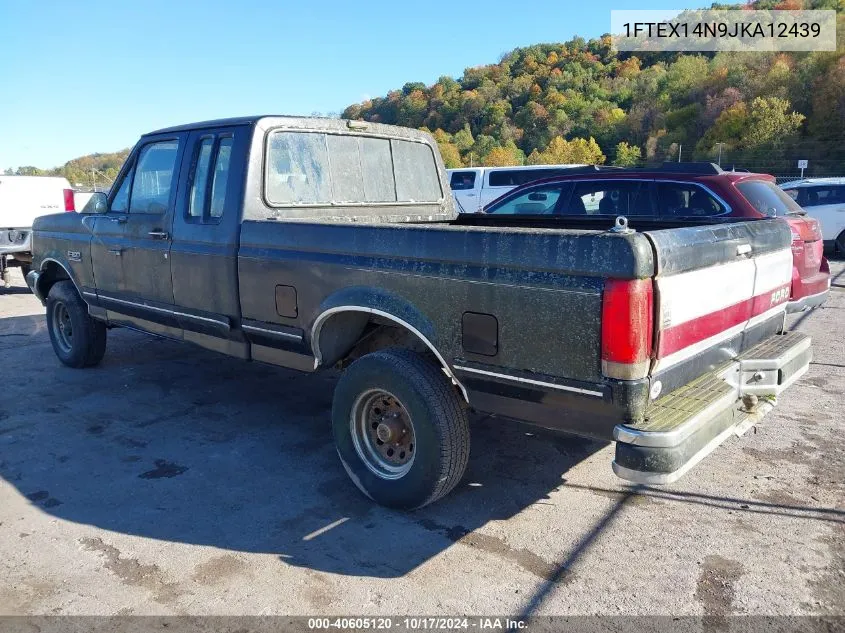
[343,1,845,174]
[5,149,130,189]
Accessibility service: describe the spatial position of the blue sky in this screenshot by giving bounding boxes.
[0,0,695,168]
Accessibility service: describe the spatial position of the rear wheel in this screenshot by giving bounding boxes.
[836,230,845,257]
[46,281,107,368]
[332,348,470,509]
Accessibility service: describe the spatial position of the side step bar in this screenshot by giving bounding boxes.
[612,331,811,485]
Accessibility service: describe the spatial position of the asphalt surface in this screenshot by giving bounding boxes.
[0,263,842,616]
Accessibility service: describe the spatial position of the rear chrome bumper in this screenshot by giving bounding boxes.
[0,230,32,255]
[786,288,829,313]
[612,331,811,485]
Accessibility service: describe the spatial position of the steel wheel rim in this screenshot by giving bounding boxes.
[350,389,416,480]
[52,301,73,354]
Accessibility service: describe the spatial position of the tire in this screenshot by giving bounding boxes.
[332,348,470,509]
[46,281,107,368]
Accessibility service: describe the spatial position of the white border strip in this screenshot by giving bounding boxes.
[242,323,303,341]
[453,365,604,398]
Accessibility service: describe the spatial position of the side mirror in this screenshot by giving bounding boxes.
[83,192,108,214]
[528,192,548,202]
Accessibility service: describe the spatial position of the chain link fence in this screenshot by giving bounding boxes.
[773,175,845,186]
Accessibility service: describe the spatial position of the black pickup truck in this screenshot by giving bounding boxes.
[26,116,812,508]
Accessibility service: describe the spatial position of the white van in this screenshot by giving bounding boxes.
[781,178,845,254]
[0,175,75,285]
[447,165,585,212]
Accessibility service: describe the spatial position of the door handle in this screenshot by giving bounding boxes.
[148,231,169,240]
[108,216,127,224]
[107,248,123,256]
[736,244,752,256]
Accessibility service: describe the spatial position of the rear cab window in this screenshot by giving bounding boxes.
[736,179,803,216]
[265,131,441,206]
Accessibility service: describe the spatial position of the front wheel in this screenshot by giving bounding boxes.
[836,230,845,257]
[46,281,107,368]
[332,348,470,509]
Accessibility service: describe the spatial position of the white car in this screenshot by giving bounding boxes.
[447,164,584,213]
[0,175,76,286]
[781,178,845,254]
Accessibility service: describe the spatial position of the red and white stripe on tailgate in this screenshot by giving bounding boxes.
[653,248,793,371]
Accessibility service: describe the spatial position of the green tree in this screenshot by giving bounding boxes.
[483,142,526,166]
[528,136,606,165]
[453,125,475,152]
[613,142,642,166]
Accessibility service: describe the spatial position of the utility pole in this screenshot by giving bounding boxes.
[715,143,724,166]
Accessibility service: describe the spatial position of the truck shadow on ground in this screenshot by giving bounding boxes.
[0,314,606,579]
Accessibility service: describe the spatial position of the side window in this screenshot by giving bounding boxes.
[656,182,726,217]
[804,186,845,207]
[488,170,518,187]
[129,140,180,214]
[488,169,569,188]
[486,185,566,215]
[110,166,133,212]
[209,137,233,218]
[736,180,801,216]
[565,180,654,216]
[188,135,234,221]
[189,138,214,218]
[450,171,477,191]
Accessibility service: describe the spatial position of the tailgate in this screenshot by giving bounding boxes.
[644,219,793,397]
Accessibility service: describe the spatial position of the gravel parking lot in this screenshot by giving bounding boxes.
[0,263,842,617]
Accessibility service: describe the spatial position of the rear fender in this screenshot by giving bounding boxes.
[311,286,468,401]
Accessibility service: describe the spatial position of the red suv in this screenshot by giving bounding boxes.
[482,163,830,313]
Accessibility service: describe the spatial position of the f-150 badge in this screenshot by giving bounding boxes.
[67,250,81,261]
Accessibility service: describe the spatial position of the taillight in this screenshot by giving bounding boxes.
[63,189,75,212]
[801,217,823,242]
[601,278,653,380]
[789,216,822,241]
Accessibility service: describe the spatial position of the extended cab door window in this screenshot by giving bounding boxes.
[187,134,233,222]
